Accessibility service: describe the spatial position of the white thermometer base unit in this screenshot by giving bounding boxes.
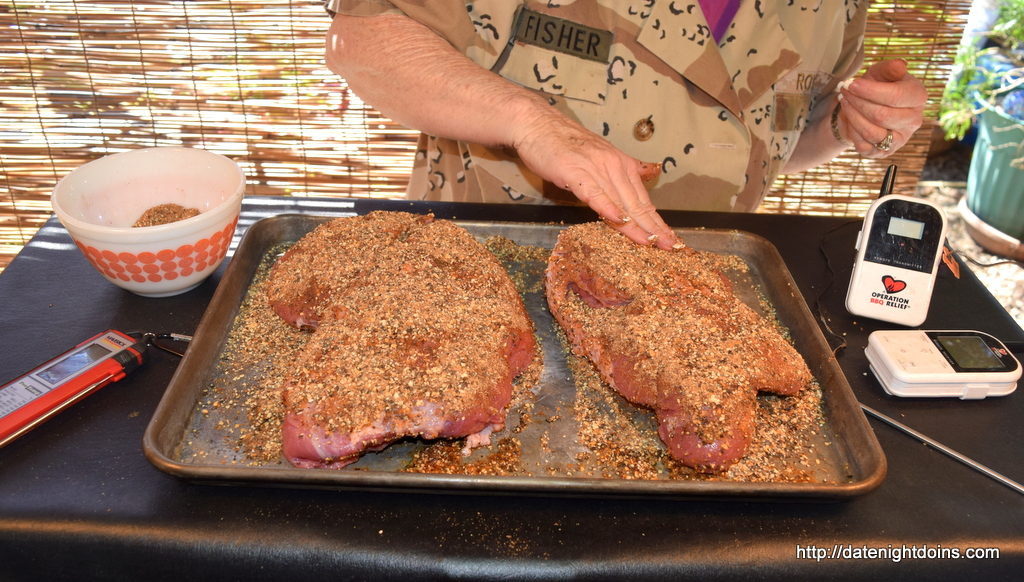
[866,330,1020,399]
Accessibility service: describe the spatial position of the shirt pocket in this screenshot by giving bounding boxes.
[490,36,610,105]
[771,70,832,133]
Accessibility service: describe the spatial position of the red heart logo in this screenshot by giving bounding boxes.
[882,275,907,293]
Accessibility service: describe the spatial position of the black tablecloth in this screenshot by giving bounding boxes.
[1,198,1021,581]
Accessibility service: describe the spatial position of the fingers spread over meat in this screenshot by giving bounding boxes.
[545,222,811,473]
[266,212,536,469]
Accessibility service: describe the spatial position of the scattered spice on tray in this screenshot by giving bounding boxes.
[204,243,308,464]
[404,437,526,476]
[566,342,665,481]
[133,203,200,227]
[485,235,550,296]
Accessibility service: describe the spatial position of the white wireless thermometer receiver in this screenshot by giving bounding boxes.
[845,167,947,327]
[866,329,1020,399]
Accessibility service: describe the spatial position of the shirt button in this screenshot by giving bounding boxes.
[633,116,654,141]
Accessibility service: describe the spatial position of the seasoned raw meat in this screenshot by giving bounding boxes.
[266,211,431,331]
[545,222,811,472]
[265,212,536,469]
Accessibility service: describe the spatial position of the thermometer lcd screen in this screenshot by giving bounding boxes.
[36,343,113,386]
[936,335,1003,370]
[887,216,925,239]
[863,198,944,273]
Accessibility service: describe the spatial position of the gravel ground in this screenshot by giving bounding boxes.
[916,181,1024,333]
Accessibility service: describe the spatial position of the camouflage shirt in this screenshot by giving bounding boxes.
[332,0,867,211]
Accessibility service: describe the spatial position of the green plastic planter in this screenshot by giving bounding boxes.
[966,103,1024,241]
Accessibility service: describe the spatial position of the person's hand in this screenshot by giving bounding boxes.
[510,108,683,250]
[835,59,926,158]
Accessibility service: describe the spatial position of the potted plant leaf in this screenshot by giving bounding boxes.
[940,0,1024,259]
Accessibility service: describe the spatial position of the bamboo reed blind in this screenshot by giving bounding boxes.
[1,0,973,272]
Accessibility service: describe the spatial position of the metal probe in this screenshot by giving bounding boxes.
[861,404,1024,496]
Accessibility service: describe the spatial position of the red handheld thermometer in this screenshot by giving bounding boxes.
[0,329,145,448]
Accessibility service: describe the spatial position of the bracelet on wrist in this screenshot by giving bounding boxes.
[831,101,852,147]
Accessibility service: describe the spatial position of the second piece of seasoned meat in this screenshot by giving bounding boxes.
[265,211,536,469]
[545,222,811,473]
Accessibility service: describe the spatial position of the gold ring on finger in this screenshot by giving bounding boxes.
[874,130,894,152]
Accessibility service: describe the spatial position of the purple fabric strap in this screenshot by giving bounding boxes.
[699,0,741,43]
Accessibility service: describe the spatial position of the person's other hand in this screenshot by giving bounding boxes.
[836,59,926,158]
[510,109,682,250]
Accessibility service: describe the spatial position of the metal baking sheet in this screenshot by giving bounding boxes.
[143,214,886,499]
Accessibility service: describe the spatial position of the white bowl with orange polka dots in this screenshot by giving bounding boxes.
[51,147,245,297]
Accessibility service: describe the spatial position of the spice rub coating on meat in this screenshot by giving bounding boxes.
[545,222,811,473]
[265,211,536,469]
